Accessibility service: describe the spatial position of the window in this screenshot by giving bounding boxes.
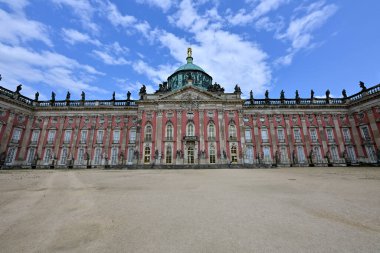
[245,146,253,163]
[44,148,51,164]
[229,125,237,138]
[297,146,305,162]
[310,128,318,142]
[127,148,134,163]
[60,148,68,165]
[144,147,151,163]
[145,125,152,141]
[277,128,285,142]
[11,128,22,143]
[245,128,252,142]
[347,146,356,161]
[80,130,87,143]
[78,148,85,164]
[342,128,351,142]
[263,146,271,161]
[209,145,216,164]
[97,130,104,143]
[94,148,102,165]
[313,146,322,162]
[166,145,172,164]
[47,130,56,144]
[330,146,339,161]
[366,146,376,162]
[231,146,238,163]
[31,130,40,143]
[361,126,371,141]
[129,128,136,143]
[166,124,173,140]
[326,128,334,142]
[113,130,120,143]
[261,128,268,142]
[64,130,72,143]
[209,124,215,139]
[27,147,36,164]
[280,147,287,162]
[294,128,301,142]
[5,147,17,164]
[187,147,195,164]
[111,147,118,165]
[187,123,194,136]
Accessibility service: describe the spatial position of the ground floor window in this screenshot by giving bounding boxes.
[330,146,339,161]
[60,148,68,165]
[231,146,238,163]
[27,147,36,164]
[144,147,151,164]
[78,148,84,164]
[280,147,287,162]
[297,146,305,163]
[5,147,17,164]
[166,146,172,164]
[188,147,194,164]
[209,146,216,164]
[44,148,51,164]
[94,148,102,165]
[128,148,134,163]
[313,146,322,162]
[111,147,118,165]
[245,146,253,163]
[347,146,356,161]
[366,145,376,162]
[263,146,271,162]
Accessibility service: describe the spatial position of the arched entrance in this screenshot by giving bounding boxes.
[187,147,194,164]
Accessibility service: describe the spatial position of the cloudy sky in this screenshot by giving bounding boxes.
[0,0,379,100]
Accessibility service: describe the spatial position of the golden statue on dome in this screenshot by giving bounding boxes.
[187,47,192,58]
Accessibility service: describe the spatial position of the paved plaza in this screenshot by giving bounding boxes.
[0,168,379,253]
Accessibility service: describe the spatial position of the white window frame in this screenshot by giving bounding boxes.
[31,130,40,143]
[187,123,194,136]
[60,148,68,165]
[11,128,22,142]
[129,128,136,143]
[229,125,237,138]
[277,128,285,142]
[111,147,118,165]
[113,130,120,143]
[261,128,268,142]
[47,130,56,144]
[293,128,301,142]
[5,147,17,164]
[64,130,72,143]
[97,130,104,143]
[310,128,318,142]
[342,128,351,142]
[245,128,252,142]
[80,130,87,143]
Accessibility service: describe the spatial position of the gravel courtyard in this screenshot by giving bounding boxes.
[0,168,379,253]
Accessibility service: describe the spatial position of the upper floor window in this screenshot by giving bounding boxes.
[47,130,56,144]
[261,128,268,142]
[145,125,152,140]
[96,130,104,143]
[11,128,22,142]
[31,130,40,143]
[277,128,284,142]
[113,130,120,143]
[64,130,72,143]
[166,124,173,139]
[342,128,351,142]
[208,124,215,138]
[229,124,237,138]
[80,130,87,143]
[360,126,371,141]
[293,128,301,142]
[326,128,334,142]
[245,128,252,141]
[129,128,136,143]
[310,128,318,142]
[187,123,194,136]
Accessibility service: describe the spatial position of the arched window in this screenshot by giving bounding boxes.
[129,127,136,143]
[187,123,194,136]
[145,125,152,141]
[231,145,238,163]
[94,148,102,165]
[208,124,215,139]
[209,145,216,164]
[245,146,253,164]
[60,148,68,165]
[144,147,151,163]
[166,145,172,164]
[187,147,194,164]
[166,124,173,140]
[229,125,237,138]
[111,147,118,165]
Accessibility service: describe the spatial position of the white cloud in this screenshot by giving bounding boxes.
[132,60,176,84]
[228,0,289,26]
[275,1,338,66]
[0,42,106,98]
[0,9,52,46]
[93,50,130,65]
[135,0,173,12]
[52,0,99,33]
[62,28,101,46]
[0,0,29,14]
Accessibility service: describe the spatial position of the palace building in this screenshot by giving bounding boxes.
[0,49,379,168]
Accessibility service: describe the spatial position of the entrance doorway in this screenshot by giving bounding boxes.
[187,147,194,164]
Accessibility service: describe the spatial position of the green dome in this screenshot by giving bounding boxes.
[167,50,213,91]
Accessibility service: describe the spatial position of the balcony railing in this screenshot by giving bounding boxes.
[165,137,174,141]
[113,140,120,144]
[144,136,152,142]
[183,135,197,141]
[10,139,20,144]
[208,136,216,141]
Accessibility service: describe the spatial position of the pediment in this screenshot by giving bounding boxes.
[157,86,222,101]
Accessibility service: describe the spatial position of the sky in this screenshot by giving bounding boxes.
[0,0,379,101]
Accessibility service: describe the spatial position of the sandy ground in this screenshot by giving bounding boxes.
[0,168,379,253]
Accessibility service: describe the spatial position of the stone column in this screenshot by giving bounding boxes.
[348,115,364,157]
[156,111,163,165]
[367,109,380,147]
[333,114,344,152]
[70,116,81,161]
[217,110,225,164]
[301,115,311,155]
[0,111,16,153]
[176,110,182,164]
[18,115,34,161]
[199,110,204,164]
[37,117,49,161]
[54,116,65,159]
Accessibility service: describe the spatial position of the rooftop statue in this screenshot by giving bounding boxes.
[127,91,131,100]
[187,47,192,58]
[265,90,269,99]
[326,89,330,99]
[342,89,347,98]
[311,89,314,99]
[66,91,70,101]
[234,84,241,93]
[112,91,115,101]
[280,90,285,100]
[250,90,254,100]
[34,92,39,102]
[15,84,22,94]
[51,92,56,104]
[359,81,367,92]
[81,91,85,101]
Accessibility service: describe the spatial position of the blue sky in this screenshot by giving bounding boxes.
[0,0,379,100]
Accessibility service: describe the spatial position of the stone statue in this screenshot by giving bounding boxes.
[280,90,285,100]
[326,89,330,99]
[51,92,56,102]
[295,90,300,104]
[127,91,131,100]
[139,85,146,99]
[234,84,241,93]
[66,91,70,101]
[265,90,269,99]
[187,47,192,58]
[34,92,39,102]
[112,91,115,101]
[359,81,367,92]
[0,74,2,81]
[311,89,315,100]
[81,91,85,101]
[342,89,347,98]
[250,90,254,100]
[15,84,22,94]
